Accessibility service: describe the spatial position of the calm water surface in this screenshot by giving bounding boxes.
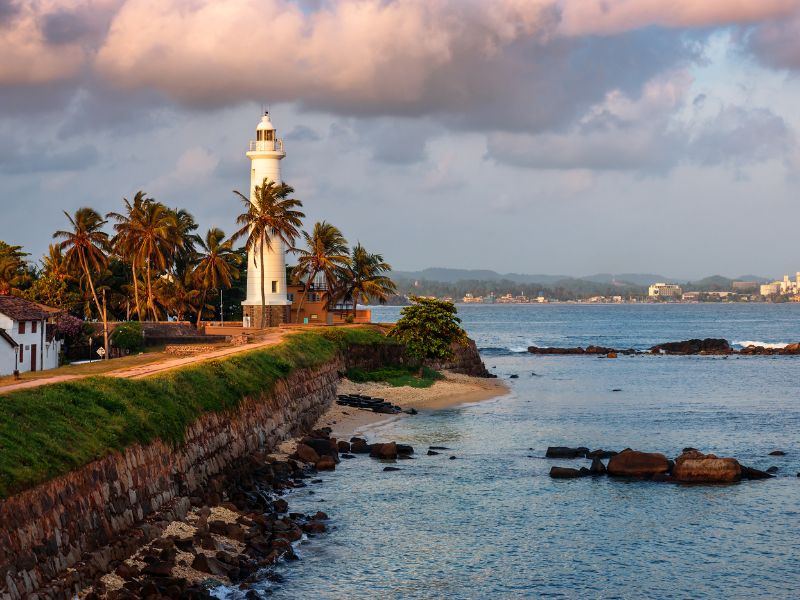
[229,304,800,599]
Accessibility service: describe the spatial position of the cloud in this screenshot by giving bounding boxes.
[556,0,798,36]
[746,12,800,71]
[0,135,98,174]
[486,70,795,172]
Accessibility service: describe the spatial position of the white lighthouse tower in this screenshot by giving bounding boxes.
[242,112,290,327]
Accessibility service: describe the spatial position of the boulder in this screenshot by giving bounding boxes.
[549,467,584,479]
[782,343,800,354]
[768,450,786,456]
[672,450,741,483]
[586,449,617,459]
[315,456,336,471]
[649,338,732,355]
[546,446,589,459]
[396,444,414,455]
[607,450,671,478]
[350,439,370,454]
[191,554,229,578]
[295,443,320,464]
[766,466,778,474]
[302,437,336,458]
[302,520,327,534]
[337,441,351,453]
[741,465,774,480]
[589,458,606,475]
[370,442,398,459]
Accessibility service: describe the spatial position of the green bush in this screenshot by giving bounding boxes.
[389,296,467,363]
[111,322,144,352]
[345,365,442,388]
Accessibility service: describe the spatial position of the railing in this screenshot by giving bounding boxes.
[248,139,284,152]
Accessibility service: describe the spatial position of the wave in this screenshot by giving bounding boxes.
[733,340,789,349]
[479,346,531,356]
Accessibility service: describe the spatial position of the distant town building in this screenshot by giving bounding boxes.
[682,292,701,301]
[462,293,483,303]
[732,281,759,292]
[760,273,800,297]
[648,282,683,299]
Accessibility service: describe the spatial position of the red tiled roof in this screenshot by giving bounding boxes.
[0,295,50,321]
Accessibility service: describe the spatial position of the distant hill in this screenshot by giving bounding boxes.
[391,268,568,285]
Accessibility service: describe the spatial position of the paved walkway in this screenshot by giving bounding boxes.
[0,330,288,396]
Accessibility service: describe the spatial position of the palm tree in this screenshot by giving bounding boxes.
[54,208,111,358]
[191,228,241,328]
[0,242,29,295]
[132,201,179,321]
[291,221,350,323]
[233,178,305,328]
[107,191,149,320]
[154,268,200,323]
[41,244,72,283]
[170,207,200,272]
[334,243,396,318]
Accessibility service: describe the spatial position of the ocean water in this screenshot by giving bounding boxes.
[241,304,800,599]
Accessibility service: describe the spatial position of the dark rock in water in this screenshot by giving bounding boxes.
[427,450,440,456]
[579,467,591,476]
[740,465,774,479]
[302,520,327,534]
[370,442,398,459]
[337,441,351,453]
[404,408,419,415]
[340,453,355,459]
[648,338,732,355]
[272,498,289,513]
[586,449,617,459]
[509,374,519,379]
[429,446,450,450]
[302,437,337,458]
[607,450,671,478]
[546,446,589,459]
[294,443,320,464]
[316,455,336,471]
[383,466,402,472]
[766,466,779,473]
[549,466,584,479]
[589,458,607,475]
[672,449,742,483]
[449,456,457,460]
[768,450,786,456]
[350,439,370,454]
[396,444,414,455]
[611,388,622,392]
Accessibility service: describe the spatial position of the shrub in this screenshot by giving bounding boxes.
[389,296,468,363]
[111,322,144,352]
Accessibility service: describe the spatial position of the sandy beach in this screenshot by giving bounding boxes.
[311,371,510,440]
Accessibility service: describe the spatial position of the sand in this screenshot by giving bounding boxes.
[313,371,510,440]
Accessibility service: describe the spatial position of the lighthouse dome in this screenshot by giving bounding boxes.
[256,112,275,131]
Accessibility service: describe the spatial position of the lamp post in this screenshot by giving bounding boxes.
[220,288,224,325]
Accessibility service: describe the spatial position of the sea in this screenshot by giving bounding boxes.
[225,303,800,599]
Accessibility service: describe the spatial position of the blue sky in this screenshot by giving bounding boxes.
[1,1,800,280]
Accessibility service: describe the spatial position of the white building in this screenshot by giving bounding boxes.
[648,282,683,298]
[760,272,800,296]
[242,112,291,328]
[0,295,62,376]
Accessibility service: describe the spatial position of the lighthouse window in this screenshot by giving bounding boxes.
[265,130,274,141]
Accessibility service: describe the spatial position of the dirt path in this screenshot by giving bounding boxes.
[0,330,289,396]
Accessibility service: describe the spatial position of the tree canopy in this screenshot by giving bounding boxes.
[389,296,467,363]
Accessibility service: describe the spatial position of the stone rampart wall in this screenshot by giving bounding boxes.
[0,359,342,600]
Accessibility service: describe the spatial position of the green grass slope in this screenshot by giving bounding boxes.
[0,328,393,498]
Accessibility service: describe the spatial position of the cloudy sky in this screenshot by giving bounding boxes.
[2,0,800,279]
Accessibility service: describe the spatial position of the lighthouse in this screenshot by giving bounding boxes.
[242,112,290,328]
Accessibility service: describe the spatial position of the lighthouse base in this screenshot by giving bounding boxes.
[242,304,291,328]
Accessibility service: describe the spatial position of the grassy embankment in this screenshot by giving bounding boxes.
[0,327,394,499]
[345,366,443,388]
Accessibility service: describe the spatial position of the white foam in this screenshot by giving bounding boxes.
[733,340,789,349]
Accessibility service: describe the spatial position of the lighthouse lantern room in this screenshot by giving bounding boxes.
[242,112,290,327]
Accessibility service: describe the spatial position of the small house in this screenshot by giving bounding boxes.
[0,295,62,376]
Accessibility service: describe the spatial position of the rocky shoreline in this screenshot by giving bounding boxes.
[546,446,784,483]
[528,338,800,356]
[79,424,426,599]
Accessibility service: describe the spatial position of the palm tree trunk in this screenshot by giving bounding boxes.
[196,288,208,329]
[131,262,142,321]
[295,268,316,323]
[146,258,157,322]
[79,251,109,360]
[259,238,266,329]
